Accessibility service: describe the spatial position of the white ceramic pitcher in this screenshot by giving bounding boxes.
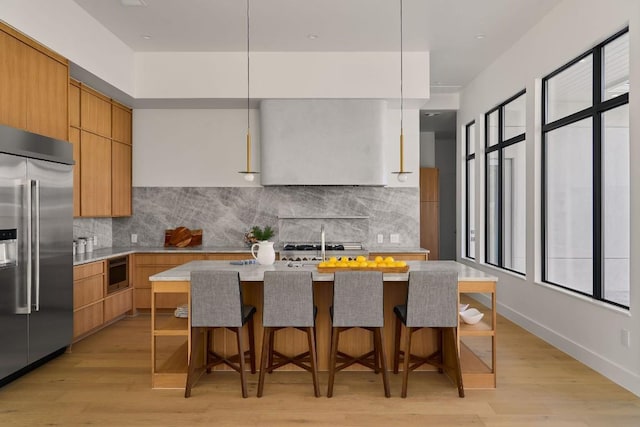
[251,241,276,265]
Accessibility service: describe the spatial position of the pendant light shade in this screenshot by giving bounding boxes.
[391,0,412,182]
[239,0,258,181]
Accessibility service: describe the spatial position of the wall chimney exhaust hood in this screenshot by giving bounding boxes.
[260,99,387,186]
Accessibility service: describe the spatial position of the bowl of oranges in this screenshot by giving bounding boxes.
[317,255,408,272]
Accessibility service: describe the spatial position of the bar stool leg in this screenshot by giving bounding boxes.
[306,327,321,397]
[447,327,465,398]
[373,328,380,374]
[401,326,413,398]
[327,327,340,397]
[375,327,391,398]
[268,327,275,373]
[184,327,202,398]
[257,327,271,397]
[205,328,213,373]
[393,315,402,374]
[247,316,256,374]
[236,327,248,398]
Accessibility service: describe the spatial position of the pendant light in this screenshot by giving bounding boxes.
[239,0,258,181]
[391,0,412,182]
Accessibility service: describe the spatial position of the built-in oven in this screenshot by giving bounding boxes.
[107,256,129,294]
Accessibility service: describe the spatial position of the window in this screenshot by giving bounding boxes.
[484,91,526,274]
[542,28,629,308]
[465,121,476,259]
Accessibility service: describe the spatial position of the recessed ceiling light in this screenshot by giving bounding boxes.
[120,0,147,6]
[475,34,485,40]
[141,35,152,40]
[307,34,319,40]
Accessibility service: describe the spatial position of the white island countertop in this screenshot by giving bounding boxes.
[149,260,497,283]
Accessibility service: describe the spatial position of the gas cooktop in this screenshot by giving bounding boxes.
[283,243,345,251]
[279,242,367,262]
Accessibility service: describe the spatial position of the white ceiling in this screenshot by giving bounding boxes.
[73,0,562,95]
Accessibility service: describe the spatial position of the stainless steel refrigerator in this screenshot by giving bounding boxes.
[0,124,74,384]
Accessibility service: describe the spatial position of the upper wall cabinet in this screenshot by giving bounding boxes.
[81,87,111,138]
[70,79,132,218]
[0,23,68,141]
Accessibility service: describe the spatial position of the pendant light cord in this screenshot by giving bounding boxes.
[247,0,250,131]
[400,0,403,133]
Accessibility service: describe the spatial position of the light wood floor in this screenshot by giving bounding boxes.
[1,312,639,427]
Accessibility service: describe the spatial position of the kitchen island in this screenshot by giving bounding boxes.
[149,260,497,390]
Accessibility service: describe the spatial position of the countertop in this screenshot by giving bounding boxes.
[73,246,429,266]
[149,260,497,283]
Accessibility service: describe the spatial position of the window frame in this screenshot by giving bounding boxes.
[541,27,629,309]
[484,89,527,275]
[465,120,476,260]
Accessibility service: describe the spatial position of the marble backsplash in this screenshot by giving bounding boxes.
[73,217,113,248]
[111,186,420,249]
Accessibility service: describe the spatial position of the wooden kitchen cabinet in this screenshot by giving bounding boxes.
[80,131,112,217]
[70,79,132,218]
[112,102,132,145]
[0,29,28,131]
[81,86,111,138]
[132,253,253,309]
[420,167,440,260]
[69,80,80,128]
[369,252,428,261]
[73,261,106,340]
[73,258,133,342]
[132,253,208,309]
[0,22,68,141]
[68,127,81,217]
[112,141,132,216]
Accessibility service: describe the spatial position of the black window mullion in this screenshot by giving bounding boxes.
[592,46,603,300]
[465,121,476,260]
[497,107,504,267]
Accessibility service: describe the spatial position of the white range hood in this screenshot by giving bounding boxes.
[260,99,387,186]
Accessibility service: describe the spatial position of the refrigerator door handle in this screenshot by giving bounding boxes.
[23,179,33,315]
[33,179,40,312]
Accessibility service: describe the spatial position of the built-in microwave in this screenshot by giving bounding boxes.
[107,256,129,294]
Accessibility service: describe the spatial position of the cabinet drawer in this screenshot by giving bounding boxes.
[104,289,133,322]
[74,275,104,308]
[134,253,207,265]
[73,301,104,339]
[74,261,105,281]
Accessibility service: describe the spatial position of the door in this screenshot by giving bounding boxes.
[26,159,73,362]
[0,153,28,379]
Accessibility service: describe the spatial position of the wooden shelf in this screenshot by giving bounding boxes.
[153,315,188,335]
[459,318,494,336]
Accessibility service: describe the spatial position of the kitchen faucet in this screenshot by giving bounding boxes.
[321,224,326,262]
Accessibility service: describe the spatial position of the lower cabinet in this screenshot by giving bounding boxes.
[132,252,252,310]
[73,258,133,341]
[369,252,429,261]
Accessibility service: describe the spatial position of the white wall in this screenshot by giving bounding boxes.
[0,0,135,95]
[134,107,420,188]
[457,0,640,395]
[135,51,429,102]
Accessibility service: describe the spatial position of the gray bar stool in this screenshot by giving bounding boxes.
[392,270,464,398]
[327,271,390,397]
[185,270,256,398]
[257,271,320,397]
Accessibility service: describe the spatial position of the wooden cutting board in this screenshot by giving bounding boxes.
[164,228,203,247]
[168,226,191,247]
